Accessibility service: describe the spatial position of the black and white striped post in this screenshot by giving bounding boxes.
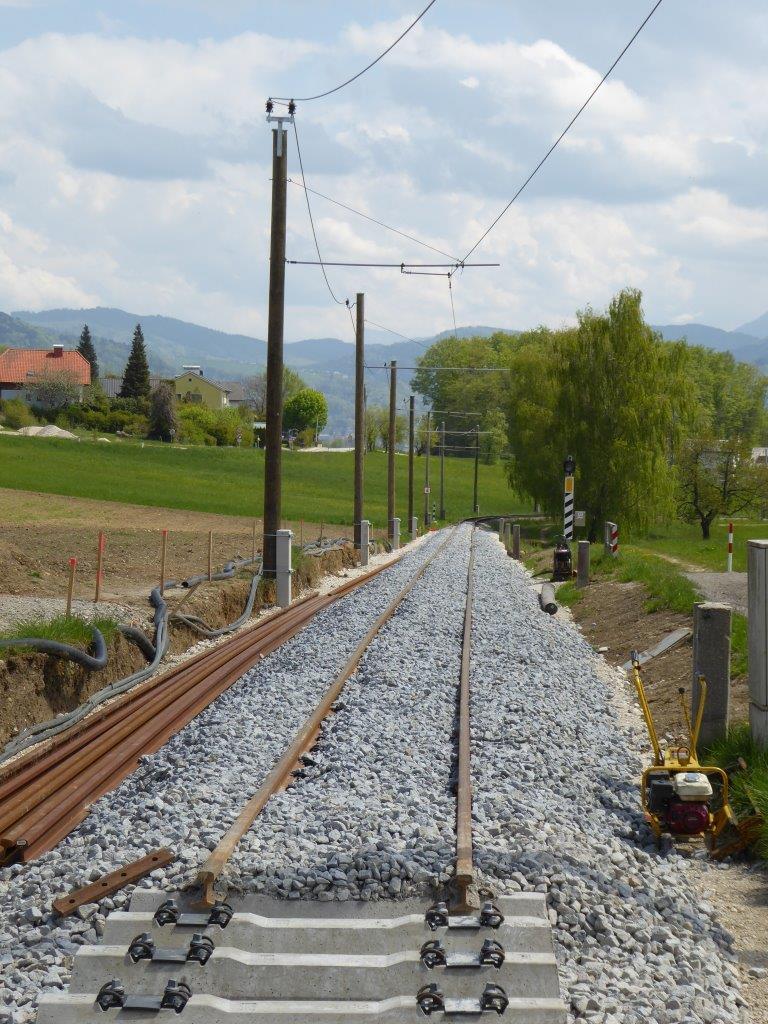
[563,455,576,541]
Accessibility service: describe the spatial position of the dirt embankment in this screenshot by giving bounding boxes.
[525,545,749,739]
[0,544,359,749]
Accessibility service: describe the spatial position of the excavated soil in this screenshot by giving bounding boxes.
[0,543,359,749]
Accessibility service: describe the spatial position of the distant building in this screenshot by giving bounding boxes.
[101,367,240,413]
[100,375,167,399]
[174,367,230,411]
[217,381,247,407]
[0,344,91,403]
[753,447,768,465]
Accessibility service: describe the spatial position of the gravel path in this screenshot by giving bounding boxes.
[0,525,747,1024]
[685,572,748,616]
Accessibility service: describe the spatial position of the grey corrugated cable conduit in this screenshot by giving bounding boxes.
[0,540,351,764]
[0,627,108,672]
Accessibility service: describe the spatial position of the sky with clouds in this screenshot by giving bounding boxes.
[0,0,766,342]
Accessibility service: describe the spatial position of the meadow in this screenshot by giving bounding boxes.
[0,434,525,527]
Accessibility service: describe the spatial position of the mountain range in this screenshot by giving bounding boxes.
[2,307,766,433]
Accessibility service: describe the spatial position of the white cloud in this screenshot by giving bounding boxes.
[664,188,768,246]
[460,76,479,89]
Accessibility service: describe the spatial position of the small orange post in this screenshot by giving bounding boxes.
[160,529,168,596]
[94,531,105,603]
[66,558,77,617]
[208,530,214,582]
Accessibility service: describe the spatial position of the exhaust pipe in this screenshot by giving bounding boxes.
[539,582,558,615]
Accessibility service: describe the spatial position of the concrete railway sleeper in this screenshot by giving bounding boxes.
[33,524,567,1022]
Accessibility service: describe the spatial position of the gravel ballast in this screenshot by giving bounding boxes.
[469,528,744,1024]
[0,524,746,1024]
[0,533,445,1023]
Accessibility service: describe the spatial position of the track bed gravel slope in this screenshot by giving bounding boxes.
[470,529,744,1024]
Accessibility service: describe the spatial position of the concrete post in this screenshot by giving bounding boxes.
[604,521,611,556]
[503,520,512,554]
[390,517,401,551]
[577,540,590,588]
[275,528,293,608]
[748,540,768,746]
[512,524,521,560]
[410,516,418,541]
[498,517,505,542]
[692,602,732,749]
[359,520,371,568]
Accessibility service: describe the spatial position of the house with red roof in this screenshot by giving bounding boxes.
[0,344,91,404]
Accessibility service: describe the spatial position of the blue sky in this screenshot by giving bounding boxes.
[1,1,767,342]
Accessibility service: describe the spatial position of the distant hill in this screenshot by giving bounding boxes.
[14,307,264,379]
[0,311,55,349]
[653,323,768,369]
[737,311,768,339]
[9,306,768,433]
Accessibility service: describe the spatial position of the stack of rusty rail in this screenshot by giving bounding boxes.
[0,562,395,866]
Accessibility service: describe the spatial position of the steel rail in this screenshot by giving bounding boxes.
[454,528,477,911]
[191,528,459,906]
[0,558,400,864]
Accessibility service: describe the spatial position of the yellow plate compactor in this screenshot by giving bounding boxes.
[630,652,739,853]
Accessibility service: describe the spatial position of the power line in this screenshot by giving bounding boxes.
[365,319,432,351]
[366,364,511,372]
[458,0,665,264]
[270,0,439,104]
[287,260,498,268]
[448,277,457,333]
[292,119,346,305]
[287,179,458,261]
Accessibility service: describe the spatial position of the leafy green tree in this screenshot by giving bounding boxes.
[364,406,381,452]
[480,409,508,465]
[32,369,82,410]
[119,324,151,398]
[504,290,690,539]
[76,324,99,381]
[148,381,178,442]
[244,367,305,416]
[283,388,328,439]
[678,436,768,538]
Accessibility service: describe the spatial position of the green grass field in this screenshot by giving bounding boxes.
[0,435,525,526]
[635,519,768,573]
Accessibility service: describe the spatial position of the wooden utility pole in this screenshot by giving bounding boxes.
[439,421,446,520]
[424,410,432,527]
[263,109,290,577]
[354,293,365,552]
[473,424,480,515]
[387,360,397,541]
[407,395,415,532]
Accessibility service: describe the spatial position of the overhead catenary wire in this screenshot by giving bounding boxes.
[292,119,346,306]
[457,0,666,264]
[287,179,459,262]
[366,364,511,372]
[287,260,497,268]
[365,319,432,351]
[270,0,439,103]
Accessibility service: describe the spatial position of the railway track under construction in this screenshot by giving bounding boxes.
[33,525,567,1022]
[0,558,398,866]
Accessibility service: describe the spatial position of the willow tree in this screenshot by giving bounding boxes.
[506,290,690,539]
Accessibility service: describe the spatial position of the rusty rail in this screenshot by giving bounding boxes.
[0,558,399,865]
[454,528,477,911]
[191,528,459,906]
